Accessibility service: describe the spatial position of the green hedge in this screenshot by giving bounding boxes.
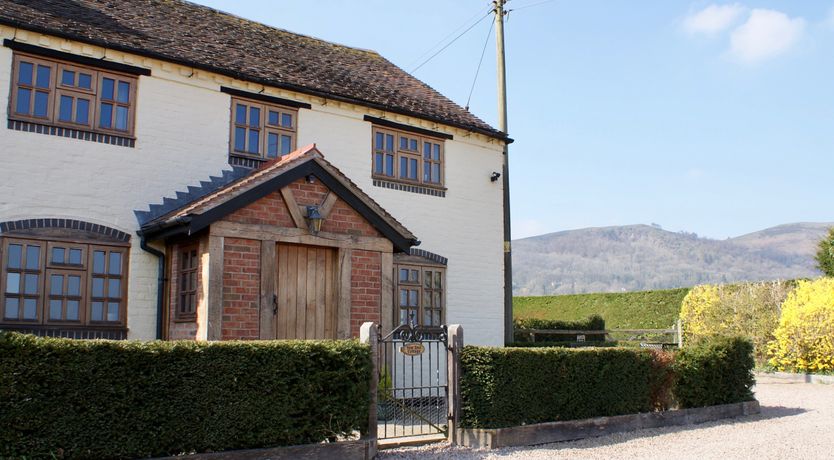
[506,341,619,348]
[513,315,606,342]
[673,336,755,408]
[0,333,371,459]
[460,336,755,429]
[459,345,666,428]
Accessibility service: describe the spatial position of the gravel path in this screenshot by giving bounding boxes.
[381,376,834,460]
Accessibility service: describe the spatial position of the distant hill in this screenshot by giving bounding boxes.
[512,222,832,295]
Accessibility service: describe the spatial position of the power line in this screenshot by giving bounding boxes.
[410,10,493,74]
[407,4,494,71]
[465,19,495,111]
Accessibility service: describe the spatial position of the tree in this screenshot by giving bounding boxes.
[815,227,834,277]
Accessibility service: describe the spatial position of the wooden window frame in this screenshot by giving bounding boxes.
[1,238,45,323]
[8,52,138,138]
[229,97,298,160]
[394,263,445,327]
[0,236,129,328]
[175,244,198,321]
[372,126,445,188]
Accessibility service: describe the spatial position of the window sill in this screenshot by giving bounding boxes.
[173,316,197,323]
[372,178,446,197]
[7,118,136,148]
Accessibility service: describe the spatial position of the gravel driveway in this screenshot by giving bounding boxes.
[381,375,834,460]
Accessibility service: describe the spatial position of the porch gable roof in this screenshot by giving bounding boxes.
[136,145,419,252]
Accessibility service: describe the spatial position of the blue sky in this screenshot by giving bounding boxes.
[194,1,834,240]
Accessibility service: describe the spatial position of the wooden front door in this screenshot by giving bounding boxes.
[275,244,338,339]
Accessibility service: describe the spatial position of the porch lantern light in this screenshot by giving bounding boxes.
[306,205,323,235]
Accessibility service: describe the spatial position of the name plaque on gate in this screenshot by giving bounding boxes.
[400,342,425,356]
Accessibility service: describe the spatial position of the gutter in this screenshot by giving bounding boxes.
[139,235,166,340]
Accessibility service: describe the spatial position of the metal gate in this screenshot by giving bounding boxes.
[376,323,449,441]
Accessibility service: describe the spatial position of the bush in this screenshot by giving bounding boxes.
[680,281,794,365]
[768,278,834,372]
[815,227,834,277]
[459,345,669,428]
[673,336,754,408]
[0,333,371,459]
[513,315,606,343]
[506,341,619,348]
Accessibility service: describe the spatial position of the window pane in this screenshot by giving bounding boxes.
[425,271,432,288]
[386,134,394,151]
[58,95,73,121]
[99,103,113,128]
[6,273,20,294]
[424,161,431,182]
[101,77,114,99]
[282,113,292,128]
[92,278,104,297]
[78,73,92,89]
[399,289,407,306]
[115,106,128,131]
[34,91,49,117]
[107,302,119,321]
[409,290,418,307]
[67,300,79,320]
[234,127,246,151]
[15,88,31,115]
[180,273,188,291]
[93,251,106,273]
[268,110,279,126]
[18,61,33,85]
[36,65,51,88]
[50,299,62,320]
[23,274,39,294]
[69,248,83,265]
[433,310,441,325]
[108,279,121,298]
[7,245,22,269]
[434,292,441,307]
[235,104,247,124]
[424,142,431,159]
[76,99,90,125]
[249,107,260,127]
[374,153,383,174]
[409,158,417,179]
[23,299,37,319]
[52,247,66,264]
[248,130,259,154]
[432,164,440,183]
[68,276,81,296]
[399,157,407,178]
[399,309,408,325]
[91,301,103,321]
[410,139,418,151]
[375,132,383,150]
[281,135,292,155]
[267,133,279,158]
[26,246,40,269]
[50,275,63,295]
[400,137,407,150]
[109,253,122,275]
[433,144,441,160]
[5,298,19,320]
[117,81,130,103]
[62,70,75,86]
[435,274,442,289]
[399,268,408,282]
[410,270,419,282]
[423,310,431,325]
[190,251,198,267]
[385,154,394,176]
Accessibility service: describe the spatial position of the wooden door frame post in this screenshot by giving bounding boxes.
[448,324,464,445]
[359,322,379,458]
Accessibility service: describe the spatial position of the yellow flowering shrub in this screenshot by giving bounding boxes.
[769,278,834,373]
[680,281,793,365]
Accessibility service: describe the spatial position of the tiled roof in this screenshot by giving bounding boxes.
[137,145,418,248]
[0,0,506,140]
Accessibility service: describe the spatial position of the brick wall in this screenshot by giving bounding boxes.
[224,191,295,227]
[350,250,381,337]
[221,237,261,340]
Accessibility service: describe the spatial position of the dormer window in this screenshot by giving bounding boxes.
[230,97,297,160]
[372,126,445,188]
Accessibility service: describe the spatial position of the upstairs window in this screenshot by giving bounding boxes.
[9,53,137,137]
[373,127,444,187]
[230,97,297,160]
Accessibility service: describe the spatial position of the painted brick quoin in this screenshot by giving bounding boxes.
[350,250,381,337]
[222,237,261,340]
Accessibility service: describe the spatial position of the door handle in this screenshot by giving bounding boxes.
[272,293,278,316]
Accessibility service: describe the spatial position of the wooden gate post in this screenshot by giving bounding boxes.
[447,324,464,445]
[359,322,378,458]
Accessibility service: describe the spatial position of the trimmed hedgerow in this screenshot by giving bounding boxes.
[513,315,606,343]
[459,345,669,428]
[0,333,371,459]
[673,336,755,408]
[506,341,619,348]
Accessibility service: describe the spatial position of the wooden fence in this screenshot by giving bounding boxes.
[520,319,683,349]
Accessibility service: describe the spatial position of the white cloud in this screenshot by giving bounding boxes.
[684,4,746,36]
[729,9,805,63]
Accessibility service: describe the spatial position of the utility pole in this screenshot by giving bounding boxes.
[494,0,513,345]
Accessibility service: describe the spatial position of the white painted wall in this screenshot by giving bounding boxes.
[0,28,506,345]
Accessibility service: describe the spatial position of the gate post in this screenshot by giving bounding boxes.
[360,322,378,458]
[447,324,464,445]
